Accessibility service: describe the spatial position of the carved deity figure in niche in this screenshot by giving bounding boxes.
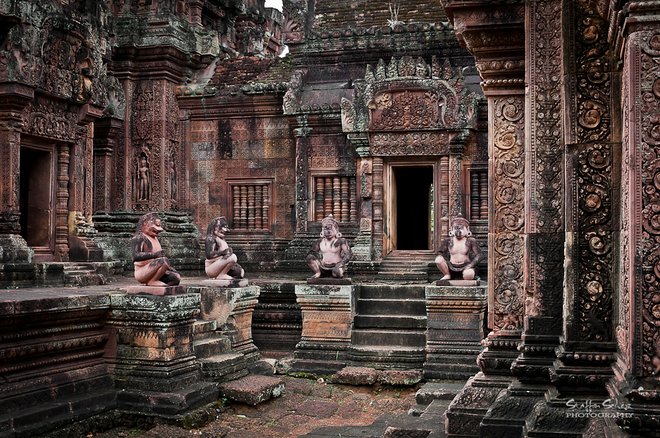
[306,214,352,279]
[435,216,483,281]
[205,216,245,280]
[137,154,150,201]
[132,213,181,286]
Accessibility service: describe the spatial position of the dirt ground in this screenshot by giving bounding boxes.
[88,376,418,438]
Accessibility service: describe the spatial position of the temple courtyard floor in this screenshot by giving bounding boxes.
[88,374,440,438]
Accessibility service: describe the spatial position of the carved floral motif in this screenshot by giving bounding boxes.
[526,0,565,317]
[491,96,525,331]
[639,31,660,377]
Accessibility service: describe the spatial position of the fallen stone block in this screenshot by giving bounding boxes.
[378,369,423,386]
[332,366,378,385]
[383,426,431,438]
[219,375,284,406]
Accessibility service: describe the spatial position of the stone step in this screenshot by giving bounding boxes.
[354,314,427,330]
[1,388,116,437]
[357,298,427,315]
[218,374,285,406]
[0,370,113,414]
[193,319,218,338]
[199,352,248,382]
[352,329,426,347]
[415,382,466,405]
[193,336,232,358]
[359,284,427,300]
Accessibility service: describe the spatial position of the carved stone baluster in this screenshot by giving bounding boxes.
[324,177,332,217]
[255,185,263,230]
[240,186,248,229]
[247,185,255,230]
[340,177,349,222]
[349,177,357,223]
[333,176,341,219]
[233,186,240,227]
[262,184,270,231]
[315,177,323,221]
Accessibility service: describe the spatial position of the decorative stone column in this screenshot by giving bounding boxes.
[441,1,527,436]
[284,115,312,261]
[106,292,218,416]
[348,133,373,261]
[93,117,123,213]
[0,84,34,263]
[607,11,660,436]
[424,284,487,380]
[292,283,355,374]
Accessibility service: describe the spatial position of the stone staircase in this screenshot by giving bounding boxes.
[193,319,249,383]
[347,284,427,369]
[376,252,436,282]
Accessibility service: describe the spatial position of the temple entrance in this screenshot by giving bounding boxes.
[19,145,55,260]
[388,165,434,251]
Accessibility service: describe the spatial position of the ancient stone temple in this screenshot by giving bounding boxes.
[0,0,659,436]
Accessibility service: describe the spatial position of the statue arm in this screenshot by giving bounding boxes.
[438,238,450,257]
[339,239,352,265]
[307,239,321,258]
[132,236,162,261]
[466,237,484,268]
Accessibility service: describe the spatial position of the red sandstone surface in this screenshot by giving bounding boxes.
[90,376,417,437]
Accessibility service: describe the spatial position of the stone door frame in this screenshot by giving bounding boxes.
[19,139,58,261]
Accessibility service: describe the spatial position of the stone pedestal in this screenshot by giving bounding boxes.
[194,285,261,363]
[106,293,218,417]
[292,283,355,374]
[424,285,487,380]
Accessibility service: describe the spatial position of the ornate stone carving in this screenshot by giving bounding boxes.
[637,31,660,377]
[370,132,451,156]
[491,96,525,331]
[526,0,565,317]
[23,99,76,142]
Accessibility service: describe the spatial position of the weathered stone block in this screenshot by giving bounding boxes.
[333,366,378,385]
[219,375,285,405]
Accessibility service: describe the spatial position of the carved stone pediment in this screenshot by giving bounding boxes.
[342,56,479,158]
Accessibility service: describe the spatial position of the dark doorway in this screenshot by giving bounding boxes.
[19,146,53,250]
[394,166,433,250]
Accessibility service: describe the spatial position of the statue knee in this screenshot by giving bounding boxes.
[305,254,317,264]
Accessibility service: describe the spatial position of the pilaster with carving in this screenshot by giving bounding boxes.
[512,0,565,383]
[440,2,527,435]
[549,0,618,398]
[93,117,123,212]
[609,25,660,436]
[0,85,33,262]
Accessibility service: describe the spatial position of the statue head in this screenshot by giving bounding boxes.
[321,214,341,239]
[449,216,471,239]
[136,212,163,238]
[207,216,230,239]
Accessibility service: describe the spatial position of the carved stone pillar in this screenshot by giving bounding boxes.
[550,0,618,398]
[371,157,384,261]
[93,117,123,213]
[55,143,70,261]
[294,115,311,234]
[511,0,564,384]
[349,134,373,261]
[0,84,33,262]
[126,79,182,212]
[608,14,660,436]
[440,3,527,435]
